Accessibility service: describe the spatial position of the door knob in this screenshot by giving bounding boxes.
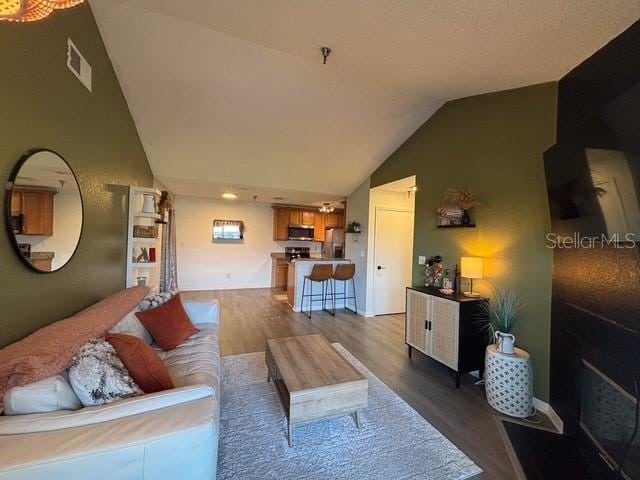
[377,265,386,270]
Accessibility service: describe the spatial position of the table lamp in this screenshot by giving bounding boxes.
[461,257,483,297]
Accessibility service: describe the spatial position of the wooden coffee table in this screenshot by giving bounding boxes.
[265,334,368,446]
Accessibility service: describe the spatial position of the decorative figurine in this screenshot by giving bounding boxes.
[424,255,443,287]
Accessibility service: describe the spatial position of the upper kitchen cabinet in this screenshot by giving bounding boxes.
[324,211,345,229]
[11,191,22,215]
[301,210,315,225]
[273,207,289,241]
[314,211,325,241]
[272,205,345,241]
[14,189,56,236]
[289,209,302,226]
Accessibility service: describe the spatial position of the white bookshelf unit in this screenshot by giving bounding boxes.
[126,186,163,291]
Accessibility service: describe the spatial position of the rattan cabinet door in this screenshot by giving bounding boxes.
[429,296,459,370]
[406,289,429,353]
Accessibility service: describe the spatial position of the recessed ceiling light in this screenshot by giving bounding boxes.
[221,192,238,199]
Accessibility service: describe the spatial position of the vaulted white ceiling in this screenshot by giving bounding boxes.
[90,0,639,205]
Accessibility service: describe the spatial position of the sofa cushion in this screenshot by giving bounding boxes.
[109,308,153,344]
[3,374,81,415]
[0,385,215,435]
[136,294,199,351]
[138,291,175,312]
[68,339,142,406]
[155,325,220,395]
[106,333,174,394]
[0,286,149,411]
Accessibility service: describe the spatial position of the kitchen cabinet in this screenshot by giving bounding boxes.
[272,206,345,242]
[13,189,55,236]
[314,211,325,241]
[289,209,302,226]
[287,263,295,306]
[405,286,487,388]
[11,191,22,215]
[31,257,52,272]
[271,257,289,291]
[324,211,345,229]
[273,208,289,241]
[301,210,315,225]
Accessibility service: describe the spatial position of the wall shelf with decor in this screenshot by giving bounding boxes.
[126,186,163,290]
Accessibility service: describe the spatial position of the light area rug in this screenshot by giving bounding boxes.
[218,344,482,480]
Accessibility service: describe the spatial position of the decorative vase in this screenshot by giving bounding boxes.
[462,209,471,225]
[495,331,515,354]
[142,194,156,214]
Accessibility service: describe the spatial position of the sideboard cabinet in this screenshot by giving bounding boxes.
[405,286,487,388]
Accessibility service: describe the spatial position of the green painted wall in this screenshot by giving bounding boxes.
[0,5,153,347]
[371,83,557,400]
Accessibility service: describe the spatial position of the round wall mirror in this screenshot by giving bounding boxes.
[5,149,83,273]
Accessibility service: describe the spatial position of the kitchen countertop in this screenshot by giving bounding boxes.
[29,251,55,260]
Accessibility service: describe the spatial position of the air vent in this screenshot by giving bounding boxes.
[67,38,92,92]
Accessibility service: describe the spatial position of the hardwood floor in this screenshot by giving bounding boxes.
[183,288,517,479]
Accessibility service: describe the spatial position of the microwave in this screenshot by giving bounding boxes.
[11,213,24,234]
[288,226,314,241]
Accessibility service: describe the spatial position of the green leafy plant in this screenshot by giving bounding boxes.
[477,286,525,344]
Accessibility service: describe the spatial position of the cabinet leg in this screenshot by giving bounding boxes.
[455,372,461,389]
[408,345,412,358]
[288,422,294,447]
[353,409,362,429]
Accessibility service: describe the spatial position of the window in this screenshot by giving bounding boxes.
[213,219,244,242]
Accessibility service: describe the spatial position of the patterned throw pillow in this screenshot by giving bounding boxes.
[68,339,142,406]
[138,291,176,312]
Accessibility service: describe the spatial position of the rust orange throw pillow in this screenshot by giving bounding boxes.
[105,333,174,393]
[135,294,199,351]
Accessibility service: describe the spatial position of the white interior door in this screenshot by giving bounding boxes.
[373,207,414,315]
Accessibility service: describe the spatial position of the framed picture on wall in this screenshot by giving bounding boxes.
[212,219,244,243]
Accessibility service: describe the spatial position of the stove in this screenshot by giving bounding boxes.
[284,247,310,260]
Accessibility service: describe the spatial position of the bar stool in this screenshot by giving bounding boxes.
[301,264,335,318]
[332,263,357,315]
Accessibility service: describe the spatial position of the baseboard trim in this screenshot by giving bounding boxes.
[532,397,564,433]
[345,301,374,317]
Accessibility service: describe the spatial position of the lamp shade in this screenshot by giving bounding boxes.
[460,257,483,279]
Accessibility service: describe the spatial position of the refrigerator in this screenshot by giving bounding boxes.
[323,228,345,258]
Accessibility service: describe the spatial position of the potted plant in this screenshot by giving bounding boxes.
[478,286,524,354]
[480,286,534,418]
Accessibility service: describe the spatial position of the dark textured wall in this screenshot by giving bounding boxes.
[546,21,640,466]
[371,83,557,400]
[0,5,153,347]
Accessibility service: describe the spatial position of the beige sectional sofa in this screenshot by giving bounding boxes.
[0,298,221,480]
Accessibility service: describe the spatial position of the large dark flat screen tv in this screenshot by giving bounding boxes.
[545,82,640,243]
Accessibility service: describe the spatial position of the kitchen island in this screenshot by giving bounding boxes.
[287,257,352,312]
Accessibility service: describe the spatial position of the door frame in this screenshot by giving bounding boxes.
[372,206,414,315]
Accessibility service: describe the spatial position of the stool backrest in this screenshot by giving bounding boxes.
[333,263,356,281]
[308,263,333,281]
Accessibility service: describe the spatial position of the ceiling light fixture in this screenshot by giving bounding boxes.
[321,47,331,65]
[0,0,85,23]
[221,192,238,200]
[319,202,335,213]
